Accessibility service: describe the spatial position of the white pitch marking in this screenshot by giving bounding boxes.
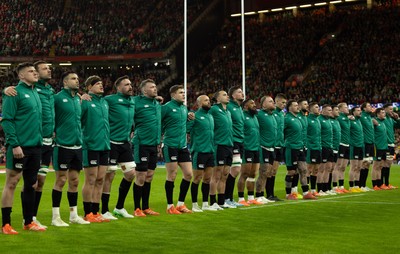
[321,200,400,205]
[239,194,366,210]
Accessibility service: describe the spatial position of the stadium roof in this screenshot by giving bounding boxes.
[229,0,365,14]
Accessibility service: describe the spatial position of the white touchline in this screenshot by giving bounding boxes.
[320,200,400,205]
[239,194,367,210]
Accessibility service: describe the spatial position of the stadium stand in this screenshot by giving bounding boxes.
[186,5,399,107]
[0,0,207,56]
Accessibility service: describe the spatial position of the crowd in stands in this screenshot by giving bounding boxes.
[299,6,400,105]
[186,8,346,106]
[0,0,207,56]
[187,5,399,108]
[0,0,61,56]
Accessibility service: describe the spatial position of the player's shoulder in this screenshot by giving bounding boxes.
[104,93,116,100]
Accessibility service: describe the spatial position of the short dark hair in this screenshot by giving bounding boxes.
[242,98,253,109]
[85,75,102,90]
[139,79,155,90]
[15,62,34,74]
[228,86,241,99]
[375,107,384,116]
[297,98,307,104]
[275,93,287,100]
[361,102,370,110]
[286,99,296,111]
[212,91,222,104]
[309,102,318,109]
[322,104,331,109]
[60,71,77,82]
[331,104,338,109]
[33,60,48,71]
[350,106,360,115]
[114,75,129,88]
[383,103,392,109]
[169,85,183,95]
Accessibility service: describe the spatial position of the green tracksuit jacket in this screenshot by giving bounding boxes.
[81,93,110,151]
[318,115,333,149]
[257,109,277,148]
[360,111,374,144]
[243,111,260,151]
[337,112,350,145]
[54,88,82,146]
[349,117,364,147]
[133,95,161,146]
[374,118,388,150]
[306,113,321,150]
[1,81,42,147]
[227,101,244,143]
[209,103,233,147]
[297,111,308,147]
[382,116,400,144]
[104,92,135,142]
[187,108,215,153]
[35,79,54,139]
[331,117,341,151]
[284,112,303,149]
[162,99,188,149]
[273,108,285,148]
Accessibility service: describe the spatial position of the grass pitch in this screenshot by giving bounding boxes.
[0,165,399,254]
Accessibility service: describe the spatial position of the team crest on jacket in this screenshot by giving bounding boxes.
[24,94,30,98]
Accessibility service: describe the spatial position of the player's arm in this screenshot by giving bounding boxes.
[188,111,195,120]
[186,114,195,133]
[78,93,92,102]
[1,95,19,147]
[161,104,169,135]
[3,86,17,96]
[393,117,400,129]
[80,100,89,127]
[1,95,24,158]
[155,96,164,104]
